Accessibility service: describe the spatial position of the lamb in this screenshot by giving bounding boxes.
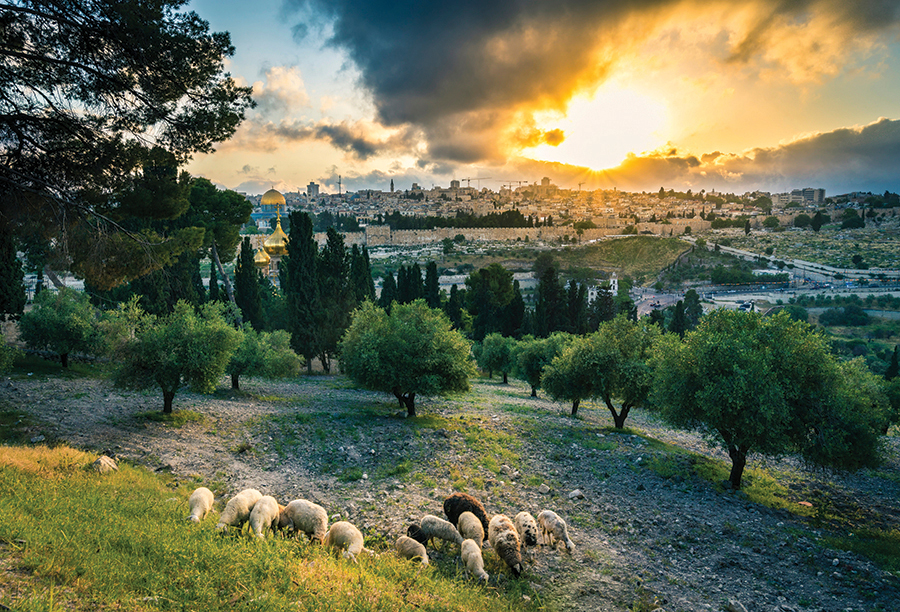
[537,509,575,553]
[514,511,539,548]
[443,492,489,534]
[488,514,522,577]
[457,511,485,548]
[461,538,489,582]
[186,487,214,523]
[249,495,282,539]
[394,535,429,566]
[323,521,371,562]
[216,488,263,533]
[406,514,463,548]
[279,499,328,543]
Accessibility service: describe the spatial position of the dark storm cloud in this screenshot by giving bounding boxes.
[283,0,900,164]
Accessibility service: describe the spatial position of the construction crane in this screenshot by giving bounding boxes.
[459,177,492,189]
[578,182,584,191]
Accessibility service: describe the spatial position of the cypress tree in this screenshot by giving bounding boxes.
[208,260,220,302]
[886,346,899,381]
[444,283,463,329]
[425,261,441,308]
[283,211,320,373]
[379,271,397,313]
[409,263,424,301]
[362,247,376,301]
[350,244,375,304]
[0,223,25,321]
[316,227,354,373]
[535,266,566,337]
[234,237,262,329]
[669,300,687,339]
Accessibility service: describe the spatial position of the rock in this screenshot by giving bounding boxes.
[568,489,585,500]
[832,558,839,566]
[724,599,747,612]
[538,484,551,494]
[30,435,45,444]
[636,484,646,491]
[92,455,118,474]
[330,513,342,522]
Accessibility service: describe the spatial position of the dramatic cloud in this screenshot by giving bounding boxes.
[284,0,900,164]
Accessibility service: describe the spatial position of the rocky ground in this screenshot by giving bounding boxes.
[1,373,899,612]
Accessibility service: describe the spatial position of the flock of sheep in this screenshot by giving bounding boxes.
[187,487,575,582]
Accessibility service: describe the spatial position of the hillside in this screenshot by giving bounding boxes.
[1,370,899,611]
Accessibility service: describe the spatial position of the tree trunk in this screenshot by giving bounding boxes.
[60,352,69,368]
[571,398,580,416]
[211,241,242,326]
[231,373,240,390]
[163,390,175,414]
[319,352,331,374]
[530,386,537,398]
[606,398,631,429]
[44,267,65,289]
[727,444,748,489]
[306,357,313,375]
[403,393,416,418]
[502,371,508,384]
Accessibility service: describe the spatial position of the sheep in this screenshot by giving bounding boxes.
[249,495,282,539]
[186,487,214,523]
[407,514,463,548]
[216,488,263,533]
[443,492,489,534]
[395,535,429,566]
[537,509,575,553]
[461,538,489,582]
[323,521,371,562]
[279,499,328,543]
[488,514,522,577]
[458,511,485,548]
[514,511,539,548]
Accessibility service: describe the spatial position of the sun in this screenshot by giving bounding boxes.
[522,85,669,170]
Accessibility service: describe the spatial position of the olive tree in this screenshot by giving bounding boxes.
[227,326,302,390]
[114,301,241,413]
[477,333,516,383]
[513,333,573,397]
[649,309,888,489]
[339,300,475,416]
[18,288,99,367]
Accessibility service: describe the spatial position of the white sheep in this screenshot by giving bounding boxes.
[279,499,328,543]
[458,511,485,548]
[395,535,429,566]
[488,514,522,577]
[537,509,575,553]
[186,487,214,523]
[323,521,371,562]
[249,495,282,539]
[407,514,463,548]
[461,538,489,582]
[514,511,539,548]
[216,488,263,533]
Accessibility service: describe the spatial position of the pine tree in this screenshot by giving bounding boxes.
[0,223,26,321]
[283,211,320,372]
[234,237,262,329]
[425,261,441,308]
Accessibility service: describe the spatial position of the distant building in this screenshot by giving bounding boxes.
[307,181,319,197]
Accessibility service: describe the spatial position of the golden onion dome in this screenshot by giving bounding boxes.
[260,188,286,208]
[264,216,288,256]
[253,247,271,268]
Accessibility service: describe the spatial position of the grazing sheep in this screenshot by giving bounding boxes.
[407,514,463,548]
[514,511,539,548]
[216,488,263,533]
[395,535,429,566]
[324,521,371,562]
[488,514,522,577]
[461,538,489,582]
[186,487,214,523]
[279,499,329,543]
[458,511,485,548]
[443,492,489,534]
[249,495,282,539]
[537,509,575,553]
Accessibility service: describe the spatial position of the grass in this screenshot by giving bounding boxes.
[0,445,541,612]
[8,354,108,381]
[136,409,205,427]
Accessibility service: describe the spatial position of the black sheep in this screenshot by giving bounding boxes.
[443,492,489,534]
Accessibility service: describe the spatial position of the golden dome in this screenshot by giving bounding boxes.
[264,215,288,256]
[254,247,271,267]
[261,188,286,208]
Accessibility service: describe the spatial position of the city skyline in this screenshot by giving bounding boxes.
[186,0,900,197]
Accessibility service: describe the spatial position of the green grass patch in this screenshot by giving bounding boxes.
[136,409,205,428]
[824,529,900,578]
[9,354,107,380]
[0,405,45,445]
[0,445,540,612]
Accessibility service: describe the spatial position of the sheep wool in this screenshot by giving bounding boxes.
[279,499,328,543]
[410,514,463,547]
[461,538,489,582]
[443,492,490,534]
[488,514,522,578]
[216,488,263,533]
[324,521,368,562]
[395,535,429,566]
[458,511,485,548]
[514,511,539,548]
[537,509,575,553]
[249,495,281,539]
[186,487,214,523]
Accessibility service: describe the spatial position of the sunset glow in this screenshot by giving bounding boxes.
[521,86,669,171]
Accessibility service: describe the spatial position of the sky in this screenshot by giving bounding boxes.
[185,0,900,197]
